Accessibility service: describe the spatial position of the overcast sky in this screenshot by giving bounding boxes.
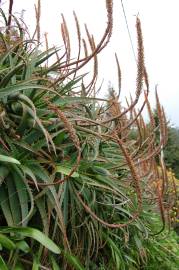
[2,0,179,126]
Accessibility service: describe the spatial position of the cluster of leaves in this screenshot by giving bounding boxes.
[164,127,179,178]
[0,1,178,269]
[153,108,179,178]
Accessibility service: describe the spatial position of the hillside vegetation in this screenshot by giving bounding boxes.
[0,1,178,269]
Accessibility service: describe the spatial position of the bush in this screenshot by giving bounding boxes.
[0,1,178,269]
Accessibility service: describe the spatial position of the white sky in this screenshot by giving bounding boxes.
[1,0,179,126]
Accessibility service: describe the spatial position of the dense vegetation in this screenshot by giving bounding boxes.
[0,1,178,269]
[164,126,179,178]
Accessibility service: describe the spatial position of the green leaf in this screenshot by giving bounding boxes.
[0,63,23,88]
[50,255,61,270]
[13,170,29,226]
[16,240,30,253]
[35,47,61,67]
[36,197,49,234]
[0,256,8,270]
[0,82,56,98]
[0,185,14,226]
[0,166,9,185]
[21,165,39,190]
[0,227,61,254]
[0,233,16,250]
[6,176,21,225]
[63,252,85,270]
[0,154,21,165]
[134,235,143,251]
[56,166,79,178]
[32,256,40,270]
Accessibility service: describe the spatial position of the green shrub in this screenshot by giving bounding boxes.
[0,2,178,269]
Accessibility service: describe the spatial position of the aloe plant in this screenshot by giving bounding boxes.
[0,1,178,269]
